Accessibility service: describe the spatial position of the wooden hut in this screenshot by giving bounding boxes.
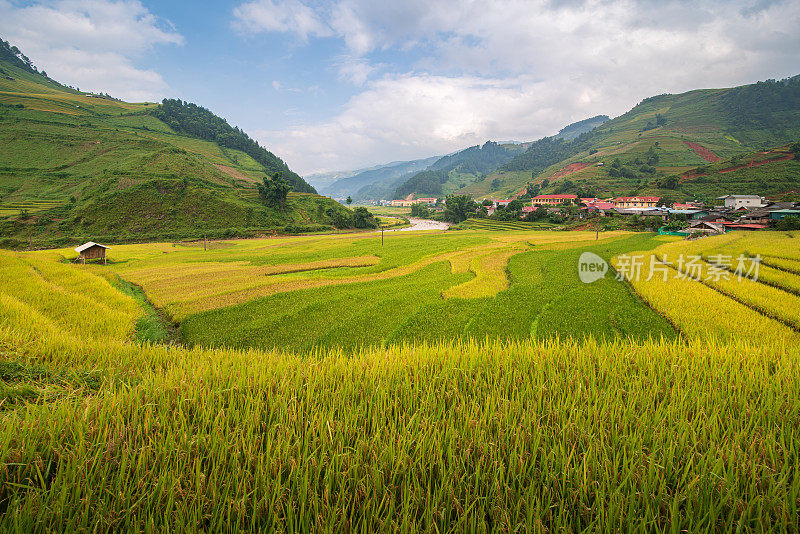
[74,242,109,264]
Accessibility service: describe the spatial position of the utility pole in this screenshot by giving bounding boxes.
[381,224,384,246]
[204,234,207,251]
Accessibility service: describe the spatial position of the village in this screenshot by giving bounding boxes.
[379,192,800,234]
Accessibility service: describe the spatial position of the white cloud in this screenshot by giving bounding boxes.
[232,0,331,40]
[258,73,590,175]
[0,0,182,101]
[240,0,800,174]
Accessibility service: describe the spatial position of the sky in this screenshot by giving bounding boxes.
[1,0,799,176]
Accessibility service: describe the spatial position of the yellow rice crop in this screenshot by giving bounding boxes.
[611,252,799,343]
[658,253,800,330]
[1,246,799,531]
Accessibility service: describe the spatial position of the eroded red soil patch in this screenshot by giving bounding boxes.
[551,161,592,180]
[683,141,721,163]
[681,153,795,182]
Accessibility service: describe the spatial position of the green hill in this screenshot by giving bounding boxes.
[458,75,800,201]
[393,141,524,199]
[0,38,347,248]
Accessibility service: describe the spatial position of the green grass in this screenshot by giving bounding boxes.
[111,276,176,344]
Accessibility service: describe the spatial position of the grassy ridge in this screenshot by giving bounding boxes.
[0,249,798,530]
[0,52,342,245]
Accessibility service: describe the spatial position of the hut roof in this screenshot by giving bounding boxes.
[74,241,109,254]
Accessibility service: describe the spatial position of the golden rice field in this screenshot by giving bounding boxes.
[614,230,800,342]
[1,230,800,530]
[84,230,628,321]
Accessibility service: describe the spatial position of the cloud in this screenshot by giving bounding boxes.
[257,73,591,175]
[232,0,331,40]
[0,0,182,101]
[240,0,800,174]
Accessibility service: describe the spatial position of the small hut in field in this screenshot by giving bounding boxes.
[74,242,109,264]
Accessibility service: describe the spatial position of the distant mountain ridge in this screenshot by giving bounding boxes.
[320,156,441,200]
[393,141,524,199]
[555,115,609,140]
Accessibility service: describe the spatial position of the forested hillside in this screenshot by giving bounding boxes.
[393,141,522,199]
[151,99,314,193]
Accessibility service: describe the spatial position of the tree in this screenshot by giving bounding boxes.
[258,172,291,208]
[326,208,350,228]
[443,195,478,223]
[791,142,800,160]
[346,196,352,205]
[491,178,501,190]
[506,199,524,212]
[523,206,548,222]
[411,203,432,218]
[352,207,378,228]
[776,216,800,231]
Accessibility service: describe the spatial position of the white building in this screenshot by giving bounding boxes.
[717,195,764,209]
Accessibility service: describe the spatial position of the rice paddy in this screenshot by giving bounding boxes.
[2,229,800,530]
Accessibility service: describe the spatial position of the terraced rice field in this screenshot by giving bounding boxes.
[0,199,63,216]
[455,218,555,231]
[1,237,800,531]
[615,230,800,343]
[43,229,672,350]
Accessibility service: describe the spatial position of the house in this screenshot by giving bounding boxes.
[721,222,768,230]
[717,195,764,209]
[611,196,660,208]
[390,198,438,207]
[582,200,615,216]
[667,209,707,220]
[689,221,725,235]
[672,202,700,210]
[768,209,800,220]
[738,203,797,224]
[74,242,109,264]
[532,194,578,206]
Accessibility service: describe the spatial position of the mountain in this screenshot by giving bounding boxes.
[460,75,800,201]
[392,141,525,199]
[305,169,362,191]
[555,115,610,140]
[320,156,441,200]
[0,38,347,248]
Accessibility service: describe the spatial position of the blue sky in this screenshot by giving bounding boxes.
[1,0,799,175]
